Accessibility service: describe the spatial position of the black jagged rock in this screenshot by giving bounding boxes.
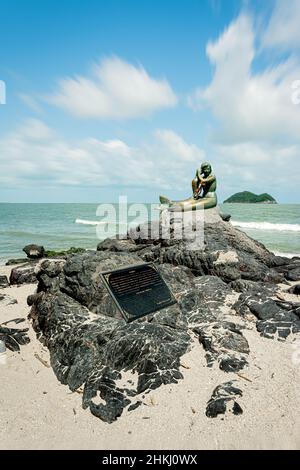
[0,275,9,288]
[194,321,249,371]
[287,284,300,296]
[206,381,243,418]
[233,287,300,340]
[0,323,30,352]
[23,244,45,259]
[10,263,37,285]
[29,253,191,422]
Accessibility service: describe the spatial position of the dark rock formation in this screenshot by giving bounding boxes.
[0,322,30,352]
[0,293,18,306]
[5,258,28,266]
[97,238,148,253]
[273,258,300,281]
[8,256,66,286]
[233,286,300,340]
[206,381,243,418]
[220,213,231,222]
[23,244,45,259]
[125,212,286,284]
[287,284,300,296]
[0,275,9,288]
[10,263,37,285]
[286,266,300,282]
[6,247,85,267]
[194,321,249,371]
[27,209,300,422]
[29,255,191,423]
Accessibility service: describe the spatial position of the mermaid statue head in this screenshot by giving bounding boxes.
[196,162,212,179]
[200,162,212,177]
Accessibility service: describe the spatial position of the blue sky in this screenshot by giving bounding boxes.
[0,0,299,203]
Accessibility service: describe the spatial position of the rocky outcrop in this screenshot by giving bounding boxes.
[288,284,300,296]
[28,209,300,422]
[123,212,285,284]
[220,213,231,222]
[0,275,9,288]
[10,263,37,285]
[206,381,243,418]
[8,256,67,286]
[5,258,29,266]
[21,245,86,261]
[233,285,300,340]
[0,320,30,352]
[29,255,191,423]
[23,244,45,259]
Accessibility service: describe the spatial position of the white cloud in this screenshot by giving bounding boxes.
[188,14,300,144]
[48,56,177,119]
[214,140,300,201]
[155,129,205,162]
[18,94,43,114]
[0,119,204,192]
[262,0,300,50]
[214,142,271,166]
[18,119,54,141]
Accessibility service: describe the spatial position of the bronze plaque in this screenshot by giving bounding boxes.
[100,263,177,322]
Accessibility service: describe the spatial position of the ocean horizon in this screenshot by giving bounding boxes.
[1,202,299,264]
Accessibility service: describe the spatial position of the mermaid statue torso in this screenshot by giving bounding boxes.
[159,162,217,211]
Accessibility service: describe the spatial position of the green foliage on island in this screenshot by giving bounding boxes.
[223,191,277,204]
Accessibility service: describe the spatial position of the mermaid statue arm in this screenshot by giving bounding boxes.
[199,174,216,185]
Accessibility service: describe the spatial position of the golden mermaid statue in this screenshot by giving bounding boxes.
[159,162,217,212]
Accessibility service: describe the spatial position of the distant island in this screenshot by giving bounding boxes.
[223,191,277,204]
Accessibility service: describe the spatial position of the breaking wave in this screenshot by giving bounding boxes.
[273,251,300,259]
[231,220,300,232]
[76,219,107,226]
[75,218,128,226]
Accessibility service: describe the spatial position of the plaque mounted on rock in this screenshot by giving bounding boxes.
[100,262,177,322]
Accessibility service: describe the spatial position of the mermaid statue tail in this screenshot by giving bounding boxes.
[159,195,172,205]
[159,193,217,212]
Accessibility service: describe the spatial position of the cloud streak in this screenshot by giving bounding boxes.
[262,0,300,50]
[48,56,178,120]
[188,14,300,144]
[0,119,203,192]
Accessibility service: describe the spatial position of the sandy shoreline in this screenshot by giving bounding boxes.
[1,263,300,450]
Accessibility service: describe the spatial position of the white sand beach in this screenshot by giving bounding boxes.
[1,264,300,450]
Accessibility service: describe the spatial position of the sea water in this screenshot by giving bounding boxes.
[0,203,299,263]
